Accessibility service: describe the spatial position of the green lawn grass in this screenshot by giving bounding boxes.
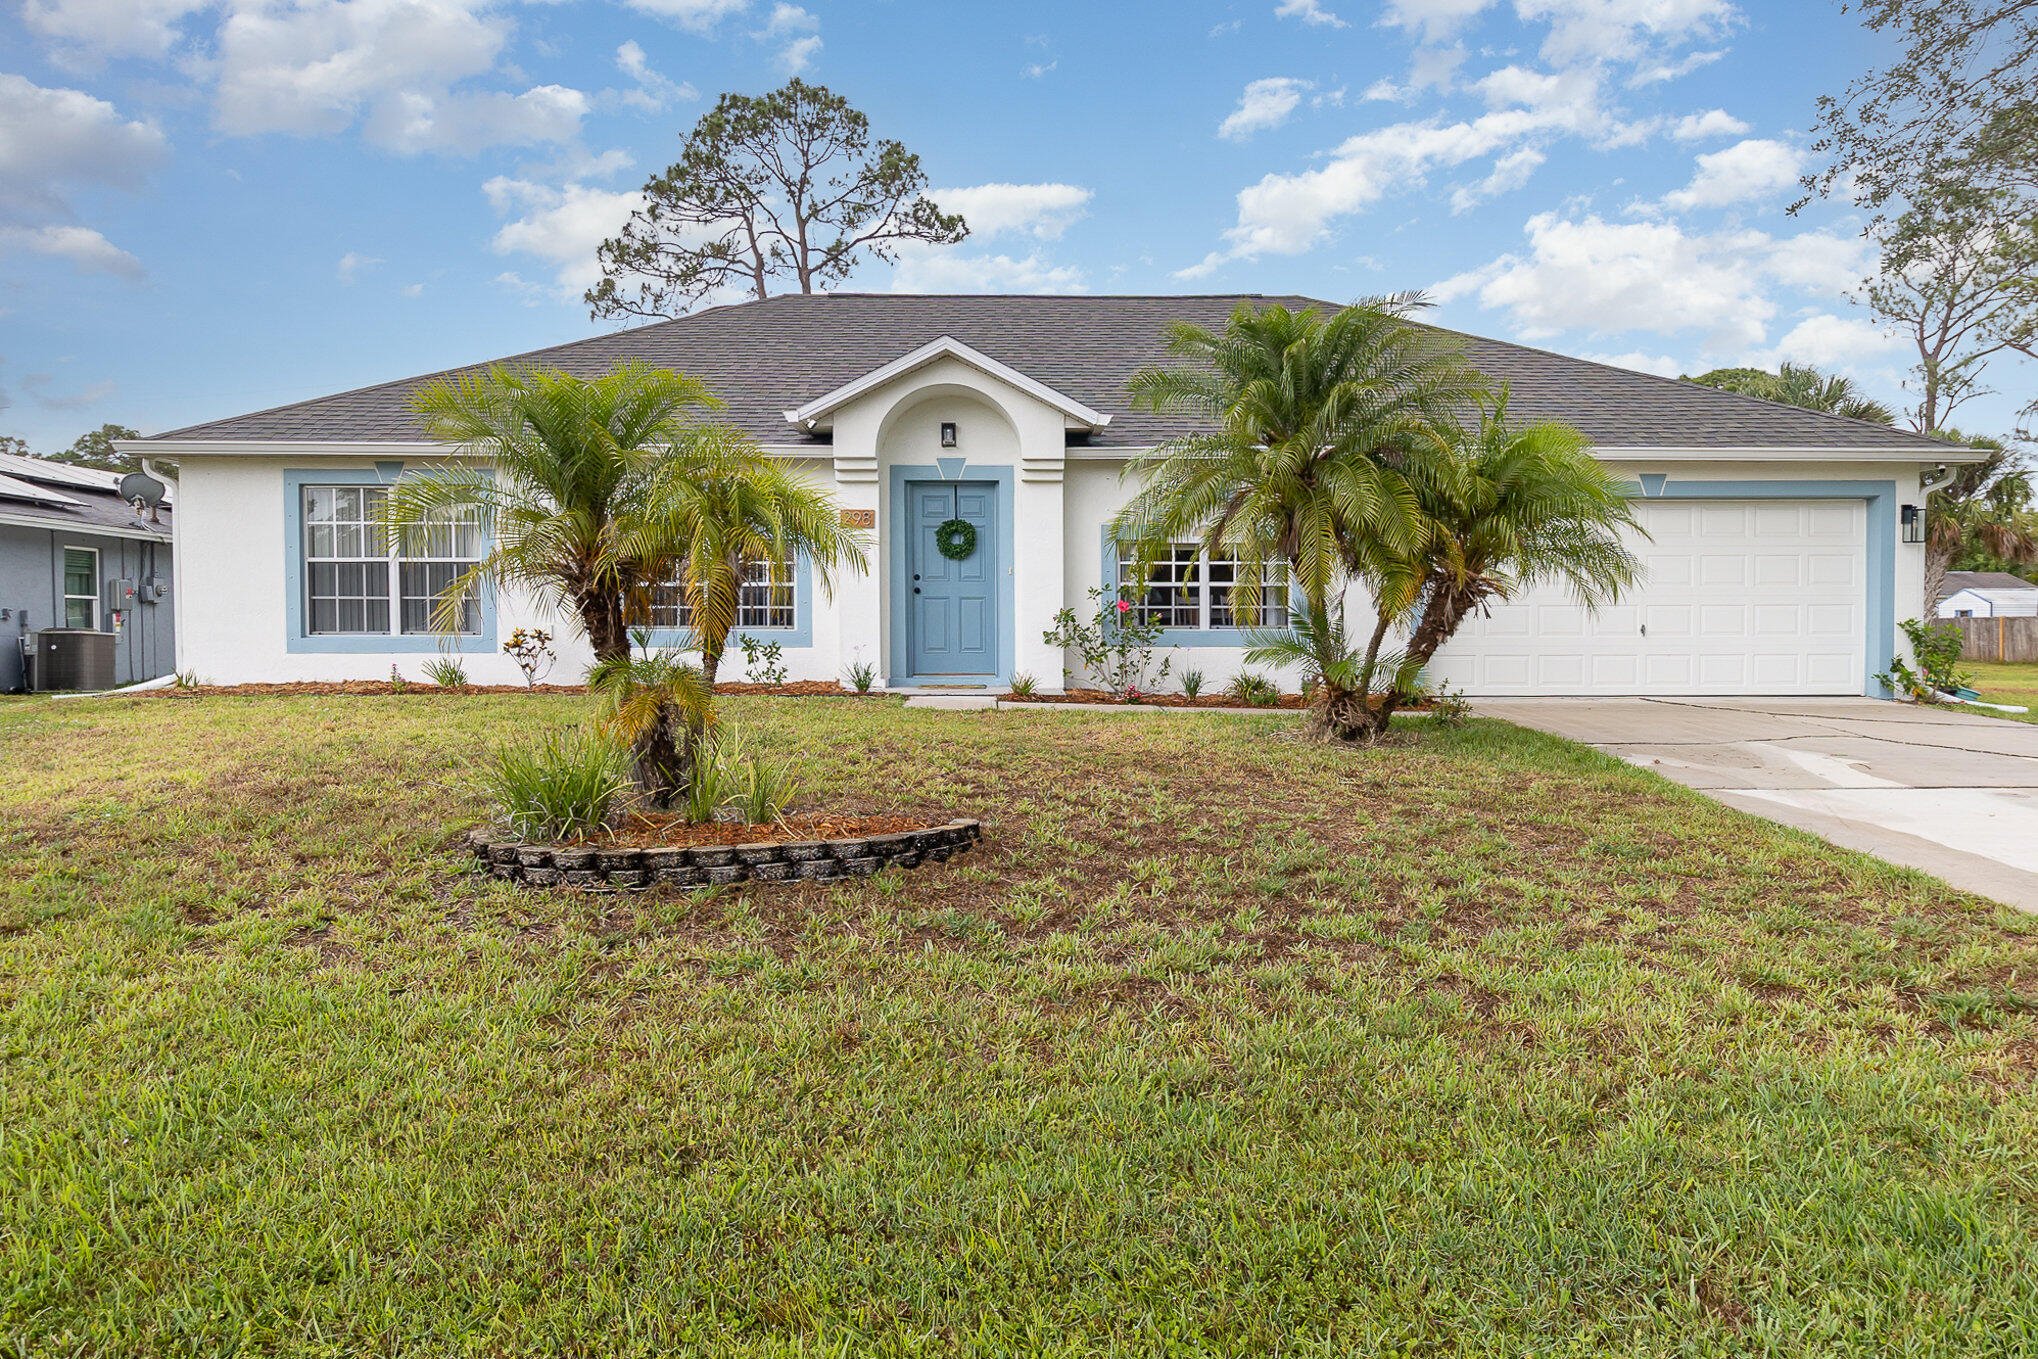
[1965,660,2038,724]
[3,693,2036,1356]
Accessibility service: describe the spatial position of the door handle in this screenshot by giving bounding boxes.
[913,573,920,581]
[913,587,921,594]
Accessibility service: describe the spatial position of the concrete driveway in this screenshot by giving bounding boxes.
[1478,696,2038,911]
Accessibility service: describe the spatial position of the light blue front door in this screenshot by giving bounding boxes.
[906,481,998,679]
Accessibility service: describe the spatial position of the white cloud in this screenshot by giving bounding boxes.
[485,174,645,299]
[1627,48,1725,86]
[623,0,751,33]
[336,250,382,282]
[1517,0,1739,66]
[933,183,1092,240]
[0,74,167,220]
[19,0,209,62]
[1450,145,1545,212]
[1431,211,1875,354]
[1275,0,1347,27]
[1379,0,1491,42]
[402,281,426,297]
[1578,350,1683,377]
[1671,108,1748,141]
[0,224,145,278]
[615,40,697,113]
[1762,229,1871,294]
[1660,137,1801,211]
[1219,77,1313,141]
[209,0,583,153]
[888,250,1087,294]
[1024,60,1057,78]
[758,3,821,72]
[1758,313,1903,369]
[1193,64,1634,267]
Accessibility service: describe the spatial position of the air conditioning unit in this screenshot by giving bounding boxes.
[32,628,115,692]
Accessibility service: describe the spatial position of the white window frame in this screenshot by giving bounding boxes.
[1117,541,1288,632]
[647,558,798,633]
[302,485,482,637]
[62,546,99,630]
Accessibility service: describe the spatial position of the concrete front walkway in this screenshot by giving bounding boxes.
[1478,696,2038,912]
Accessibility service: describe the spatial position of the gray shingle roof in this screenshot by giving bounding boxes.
[0,456,173,537]
[149,292,1959,454]
[1945,571,2038,593]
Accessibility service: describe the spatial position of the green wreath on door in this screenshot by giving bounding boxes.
[934,517,978,561]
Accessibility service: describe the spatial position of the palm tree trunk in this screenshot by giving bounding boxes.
[1923,545,1954,617]
[579,594,630,666]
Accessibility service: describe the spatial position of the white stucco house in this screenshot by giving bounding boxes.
[1937,571,2038,619]
[127,293,1974,696]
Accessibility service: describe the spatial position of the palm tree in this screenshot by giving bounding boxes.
[642,461,869,688]
[1113,297,1489,734]
[1924,431,2038,608]
[384,362,752,666]
[588,649,715,808]
[1685,363,1897,425]
[1393,396,1643,706]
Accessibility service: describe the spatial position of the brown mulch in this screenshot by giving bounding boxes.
[1003,691,1436,713]
[162,679,876,698]
[577,811,941,848]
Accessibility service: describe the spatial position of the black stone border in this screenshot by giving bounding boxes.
[465,819,982,892]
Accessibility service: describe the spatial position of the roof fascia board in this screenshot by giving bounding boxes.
[123,437,834,460]
[1068,444,1982,463]
[0,509,171,541]
[782,335,1112,432]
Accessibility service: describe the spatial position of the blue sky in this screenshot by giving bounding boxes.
[2,0,2028,450]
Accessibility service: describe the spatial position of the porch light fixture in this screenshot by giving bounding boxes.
[1900,503,1925,544]
[940,421,958,448]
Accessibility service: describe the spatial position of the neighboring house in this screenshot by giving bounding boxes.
[0,452,175,691]
[1937,571,2038,619]
[128,293,1973,696]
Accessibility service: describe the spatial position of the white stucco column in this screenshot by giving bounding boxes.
[1012,403,1069,691]
[827,404,884,684]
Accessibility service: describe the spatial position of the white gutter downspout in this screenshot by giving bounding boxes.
[1920,463,1956,495]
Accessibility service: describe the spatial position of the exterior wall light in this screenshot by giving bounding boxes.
[940,421,958,448]
[1900,504,1925,544]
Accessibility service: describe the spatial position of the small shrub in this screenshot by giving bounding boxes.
[845,650,878,693]
[1009,672,1039,698]
[1225,671,1280,707]
[738,634,788,686]
[736,753,799,826]
[1878,617,1968,700]
[503,628,555,688]
[483,727,631,842]
[684,733,749,819]
[1427,682,1472,727]
[172,669,200,689]
[422,656,468,688]
[388,664,407,692]
[1180,668,1204,699]
[1043,586,1173,694]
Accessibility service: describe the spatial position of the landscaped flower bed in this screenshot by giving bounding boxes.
[160,680,877,698]
[466,815,983,891]
[1000,690,1438,713]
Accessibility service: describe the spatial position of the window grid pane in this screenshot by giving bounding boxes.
[397,504,482,636]
[1119,543,1286,630]
[303,485,392,636]
[645,557,798,633]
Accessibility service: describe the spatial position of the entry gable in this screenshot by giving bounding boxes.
[781,335,1112,435]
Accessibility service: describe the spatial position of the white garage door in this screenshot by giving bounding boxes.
[1427,499,1867,696]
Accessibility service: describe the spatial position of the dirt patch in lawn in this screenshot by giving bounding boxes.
[570,811,947,849]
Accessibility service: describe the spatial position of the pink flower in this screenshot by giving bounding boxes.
[1116,599,1131,613]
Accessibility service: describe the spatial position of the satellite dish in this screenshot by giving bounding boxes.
[119,470,166,509]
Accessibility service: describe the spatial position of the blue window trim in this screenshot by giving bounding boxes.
[889,462,1015,685]
[283,466,498,655]
[1629,478,1897,695]
[633,551,814,652]
[1099,528,1300,648]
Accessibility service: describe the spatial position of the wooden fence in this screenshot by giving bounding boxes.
[1949,615,2038,664]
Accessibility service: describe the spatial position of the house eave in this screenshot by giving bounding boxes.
[780,335,1113,434]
